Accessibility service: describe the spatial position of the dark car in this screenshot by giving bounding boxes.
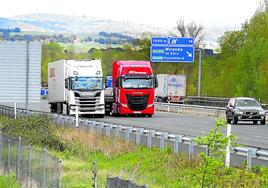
[226,97,266,125]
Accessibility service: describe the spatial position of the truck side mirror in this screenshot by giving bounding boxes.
[65,79,69,89]
[154,77,158,88]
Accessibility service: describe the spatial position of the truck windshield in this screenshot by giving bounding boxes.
[122,78,153,89]
[71,77,103,91]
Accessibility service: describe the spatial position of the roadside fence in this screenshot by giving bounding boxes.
[0,104,268,171]
[0,134,62,188]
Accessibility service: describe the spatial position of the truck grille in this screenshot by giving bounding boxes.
[126,94,149,111]
[74,91,103,112]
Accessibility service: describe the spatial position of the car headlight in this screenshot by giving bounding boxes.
[235,109,243,115]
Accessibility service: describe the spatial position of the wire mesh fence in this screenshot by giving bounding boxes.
[0,134,62,188]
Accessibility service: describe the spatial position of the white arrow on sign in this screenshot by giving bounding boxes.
[186,51,192,57]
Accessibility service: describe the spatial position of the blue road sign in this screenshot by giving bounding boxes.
[150,37,195,63]
[150,46,194,63]
[151,37,169,45]
[169,37,194,45]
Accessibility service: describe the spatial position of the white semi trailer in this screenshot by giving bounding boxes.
[155,74,186,103]
[48,59,105,117]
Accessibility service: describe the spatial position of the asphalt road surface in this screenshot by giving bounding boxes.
[96,111,268,149]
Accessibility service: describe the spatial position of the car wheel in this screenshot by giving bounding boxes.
[261,117,266,125]
[232,115,238,124]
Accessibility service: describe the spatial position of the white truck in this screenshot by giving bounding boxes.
[155,74,186,103]
[48,59,105,117]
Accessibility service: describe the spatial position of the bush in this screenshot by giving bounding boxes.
[0,115,65,151]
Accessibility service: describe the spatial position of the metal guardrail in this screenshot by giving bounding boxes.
[0,104,268,170]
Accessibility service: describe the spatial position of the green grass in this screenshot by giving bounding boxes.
[0,116,268,188]
[0,174,21,188]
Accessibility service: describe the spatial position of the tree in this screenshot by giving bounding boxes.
[174,20,205,48]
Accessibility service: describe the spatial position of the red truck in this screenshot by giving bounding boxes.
[105,60,158,117]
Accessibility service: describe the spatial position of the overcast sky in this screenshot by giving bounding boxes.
[0,0,262,27]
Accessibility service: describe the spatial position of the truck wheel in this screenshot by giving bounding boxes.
[147,114,152,118]
[50,103,57,113]
[253,120,258,125]
[261,117,266,125]
[56,103,62,114]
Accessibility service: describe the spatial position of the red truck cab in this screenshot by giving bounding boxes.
[111,60,158,116]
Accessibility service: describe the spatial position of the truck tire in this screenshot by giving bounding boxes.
[56,103,63,114]
[50,103,57,113]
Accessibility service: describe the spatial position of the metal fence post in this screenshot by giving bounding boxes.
[174,135,183,155]
[27,145,31,188]
[42,148,47,188]
[189,140,194,160]
[8,139,11,173]
[160,132,168,150]
[93,161,97,188]
[58,160,62,188]
[17,137,22,180]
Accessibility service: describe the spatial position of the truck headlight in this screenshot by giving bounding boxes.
[121,103,128,108]
[147,104,154,108]
[259,111,266,115]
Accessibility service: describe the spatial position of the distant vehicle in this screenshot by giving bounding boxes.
[105,60,158,116]
[155,74,186,103]
[226,97,266,125]
[48,59,105,117]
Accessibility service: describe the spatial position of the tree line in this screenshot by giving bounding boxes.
[41,8,268,102]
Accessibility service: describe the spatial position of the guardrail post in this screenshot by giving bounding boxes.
[136,128,144,145]
[160,132,168,150]
[174,135,183,155]
[247,147,257,171]
[116,125,122,139]
[98,122,104,135]
[189,140,194,160]
[124,127,132,143]
[16,137,22,180]
[147,130,155,149]
[75,106,79,128]
[105,124,111,137]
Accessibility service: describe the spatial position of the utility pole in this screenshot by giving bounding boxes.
[197,48,202,97]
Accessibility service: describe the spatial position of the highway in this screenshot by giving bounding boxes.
[96,111,268,149]
[2,101,268,149]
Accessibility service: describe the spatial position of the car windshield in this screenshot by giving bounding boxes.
[235,99,260,107]
[71,77,103,91]
[122,78,153,89]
